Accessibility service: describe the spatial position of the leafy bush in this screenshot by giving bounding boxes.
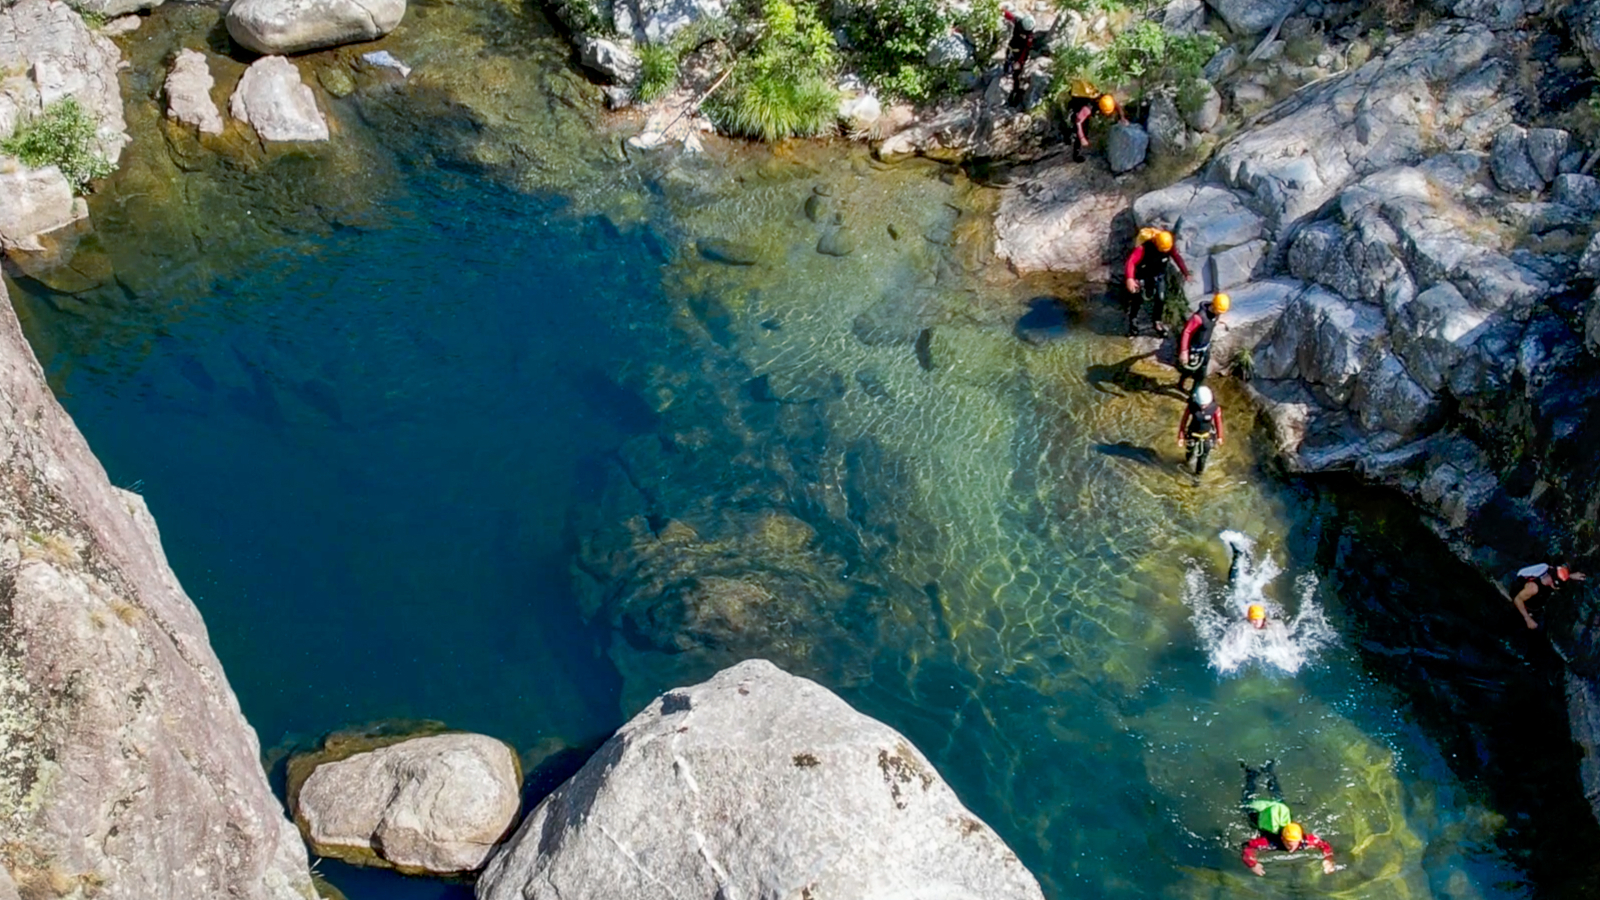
[636,42,679,102]
[1,97,112,192]
[957,0,1006,66]
[711,0,839,140]
[842,0,954,101]
[1049,20,1217,109]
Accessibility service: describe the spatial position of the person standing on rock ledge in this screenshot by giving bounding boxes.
[1123,227,1191,336]
[1510,562,1587,629]
[1000,7,1038,106]
[1177,292,1230,393]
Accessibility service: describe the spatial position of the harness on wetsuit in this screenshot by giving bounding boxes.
[1185,399,1220,439]
[1185,306,1221,368]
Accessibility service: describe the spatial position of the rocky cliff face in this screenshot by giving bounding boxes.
[0,278,315,898]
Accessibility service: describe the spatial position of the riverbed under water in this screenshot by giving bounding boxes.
[7,6,1599,898]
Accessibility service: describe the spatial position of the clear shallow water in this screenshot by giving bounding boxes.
[8,19,1599,899]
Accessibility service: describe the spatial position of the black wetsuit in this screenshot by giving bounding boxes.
[1177,305,1222,393]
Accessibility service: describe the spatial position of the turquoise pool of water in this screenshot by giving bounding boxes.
[8,46,1598,900]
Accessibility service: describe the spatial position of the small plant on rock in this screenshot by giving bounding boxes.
[636,42,679,102]
[1,97,113,193]
[711,0,839,140]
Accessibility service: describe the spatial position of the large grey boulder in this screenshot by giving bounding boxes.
[0,281,315,898]
[992,161,1134,273]
[1525,127,1571,183]
[926,32,975,68]
[226,0,406,55]
[295,733,521,875]
[1205,0,1297,34]
[229,56,329,142]
[579,37,640,85]
[1183,80,1222,132]
[1145,93,1188,158]
[63,0,162,17]
[1207,22,1502,237]
[1490,125,1544,194]
[1552,173,1600,212]
[613,0,726,45]
[1253,285,1385,403]
[0,0,128,162]
[478,659,1046,900]
[163,49,224,136]
[0,166,85,252]
[1106,122,1148,173]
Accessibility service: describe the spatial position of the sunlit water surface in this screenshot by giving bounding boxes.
[8,11,1597,898]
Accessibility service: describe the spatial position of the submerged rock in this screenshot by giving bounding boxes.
[697,237,761,264]
[293,733,521,874]
[226,0,406,55]
[230,56,329,142]
[478,660,1046,900]
[164,49,224,135]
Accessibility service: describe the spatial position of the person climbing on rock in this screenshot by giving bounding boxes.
[1066,80,1127,162]
[1000,7,1038,106]
[1510,562,1587,630]
[1124,227,1191,337]
[1239,761,1336,877]
[1177,292,1229,393]
[1177,385,1222,474]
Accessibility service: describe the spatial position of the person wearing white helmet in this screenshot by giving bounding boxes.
[1177,385,1223,472]
[1000,7,1040,106]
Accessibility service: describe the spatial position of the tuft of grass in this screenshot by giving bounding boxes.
[636,42,678,102]
[1,97,113,193]
[710,0,839,141]
[79,9,107,29]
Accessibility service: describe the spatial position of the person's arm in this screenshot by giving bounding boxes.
[1169,246,1190,278]
[1306,833,1335,873]
[1178,314,1200,359]
[1242,836,1269,876]
[1512,581,1540,629]
[1125,245,1144,293]
[1213,406,1224,444]
[1076,105,1092,146]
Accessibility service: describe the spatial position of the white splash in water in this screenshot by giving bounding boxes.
[1183,530,1335,676]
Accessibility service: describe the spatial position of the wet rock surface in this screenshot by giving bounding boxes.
[163,48,223,135]
[0,279,315,899]
[477,660,1046,900]
[292,733,521,874]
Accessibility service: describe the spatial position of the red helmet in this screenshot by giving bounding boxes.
[1557,565,1571,581]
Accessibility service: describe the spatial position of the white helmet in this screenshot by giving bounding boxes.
[1193,386,1213,406]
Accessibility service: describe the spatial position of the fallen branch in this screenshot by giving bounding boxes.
[656,62,736,140]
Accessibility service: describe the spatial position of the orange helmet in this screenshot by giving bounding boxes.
[1281,823,1303,843]
[1211,293,1232,314]
[1247,604,1266,624]
[1153,230,1174,252]
[1097,93,1118,116]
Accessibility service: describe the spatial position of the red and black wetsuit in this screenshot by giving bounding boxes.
[1177,304,1221,391]
[1123,240,1189,334]
[1002,10,1035,75]
[1241,832,1334,870]
[1178,399,1223,444]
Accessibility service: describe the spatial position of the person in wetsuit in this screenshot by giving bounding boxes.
[1510,562,1587,630]
[1177,385,1223,447]
[1001,8,1037,105]
[1177,292,1230,393]
[1239,761,1336,877]
[1066,83,1127,162]
[1123,228,1191,337]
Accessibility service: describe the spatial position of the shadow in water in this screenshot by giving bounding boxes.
[1085,351,1170,397]
[1012,296,1076,344]
[1092,440,1164,468]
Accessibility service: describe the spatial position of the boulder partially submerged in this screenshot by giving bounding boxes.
[230,56,330,142]
[292,732,522,875]
[478,659,1045,900]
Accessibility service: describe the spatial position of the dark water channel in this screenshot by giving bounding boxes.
[8,11,1600,897]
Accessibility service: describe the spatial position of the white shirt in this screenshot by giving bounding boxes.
[1517,563,1551,579]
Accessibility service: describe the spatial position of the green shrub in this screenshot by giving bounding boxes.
[637,42,678,102]
[958,0,1006,65]
[711,0,839,140]
[1,97,113,192]
[842,0,953,101]
[1048,20,1217,109]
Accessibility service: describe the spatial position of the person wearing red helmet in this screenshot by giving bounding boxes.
[1510,562,1587,629]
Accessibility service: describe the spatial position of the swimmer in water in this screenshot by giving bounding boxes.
[1247,603,1267,629]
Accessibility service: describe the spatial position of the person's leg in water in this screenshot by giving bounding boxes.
[1240,759,1285,827]
[1227,542,1249,589]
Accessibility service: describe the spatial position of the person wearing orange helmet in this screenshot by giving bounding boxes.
[1510,562,1587,629]
[1246,604,1268,629]
[1176,292,1230,393]
[1239,760,1336,877]
[1123,227,1191,336]
[1066,82,1128,162]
